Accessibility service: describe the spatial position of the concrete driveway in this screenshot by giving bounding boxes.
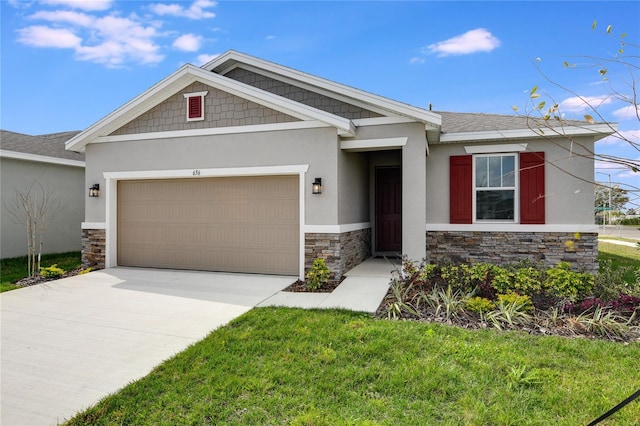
[0,268,293,425]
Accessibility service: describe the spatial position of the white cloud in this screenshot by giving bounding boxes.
[425,28,500,57]
[613,104,640,120]
[41,0,113,11]
[19,10,164,67]
[195,53,220,66]
[558,95,614,114]
[149,0,216,20]
[596,129,639,146]
[173,34,202,52]
[266,35,276,40]
[17,25,81,48]
[30,10,95,27]
[409,57,425,64]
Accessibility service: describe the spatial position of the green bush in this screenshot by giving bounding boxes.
[465,296,496,313]
[512,267,543,296]
[594,260,640,301]
[306,258,330,291]
[543,262,594,301]
[619,217,640,226]
[497,292,533,312]
[39,264,65,279]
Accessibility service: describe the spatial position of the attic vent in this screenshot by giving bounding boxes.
[183,91,208,122]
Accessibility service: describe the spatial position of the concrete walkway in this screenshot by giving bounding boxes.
[598,238,639,248]
[259,257,396,313]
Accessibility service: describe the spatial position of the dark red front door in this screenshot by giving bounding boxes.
[375,167,402,252]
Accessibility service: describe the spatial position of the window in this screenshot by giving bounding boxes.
[183,91,208,121]
[449,152,545,224]
[474,154,516,221]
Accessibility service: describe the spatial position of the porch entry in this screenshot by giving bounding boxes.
[375,166,402,252]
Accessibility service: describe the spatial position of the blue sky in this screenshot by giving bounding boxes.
[1,0,638,209]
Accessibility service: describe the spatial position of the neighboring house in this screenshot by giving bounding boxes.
[66,51,612,279]
[1,130,84,259]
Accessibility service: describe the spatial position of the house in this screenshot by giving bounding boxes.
[66,51,612,279]
[1,130,84,259]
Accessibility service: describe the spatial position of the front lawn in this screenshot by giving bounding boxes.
[598,241,640,284]
[66,307,639,425]
[0,251,82,292]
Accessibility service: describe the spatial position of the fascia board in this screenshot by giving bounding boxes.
[66,65,196,152]
[205,51,441,128]
[67,63,355,152]
[439,123,616,144]
[0,150,85,167]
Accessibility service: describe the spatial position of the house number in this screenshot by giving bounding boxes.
[193,169,201,176]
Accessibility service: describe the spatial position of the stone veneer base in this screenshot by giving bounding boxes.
[82,229,106,270]
[426,231,598,273]
[305,228,372,280]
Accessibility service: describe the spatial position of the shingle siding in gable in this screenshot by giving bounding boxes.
[226,67,383,120]
[110,82,299,136]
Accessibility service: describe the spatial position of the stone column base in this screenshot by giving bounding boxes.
[82,229,106,270]
[305,228,371,279]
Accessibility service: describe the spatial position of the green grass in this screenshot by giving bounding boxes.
[0,251,81,292]
[598,241,640,284]
[67,307,640,426]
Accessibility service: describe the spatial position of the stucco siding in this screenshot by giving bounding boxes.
[1,158,84,258]
[85,126,340,226]
[111,82,299,136]
[226,68,383,120]
[338,150,369,224]
[426,136,596,226]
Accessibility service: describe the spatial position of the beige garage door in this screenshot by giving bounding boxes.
[117,175,299,275]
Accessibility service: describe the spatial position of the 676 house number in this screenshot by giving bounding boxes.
[192,169,201,176]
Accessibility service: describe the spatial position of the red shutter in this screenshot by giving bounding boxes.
[450,155,472,224]
[188,96,202,119]
[520,152,545,224]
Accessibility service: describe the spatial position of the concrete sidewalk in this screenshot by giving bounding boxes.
[259,257,396,313]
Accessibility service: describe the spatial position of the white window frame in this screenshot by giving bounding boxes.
[183,91,208,122]
[472,153,519,223]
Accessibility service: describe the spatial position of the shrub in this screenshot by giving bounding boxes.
[485,297,533,330]
[306,258,330,291]
[39,264,65,279]
[543,262,594,301]
[497,292,533,312]
[465,296,496,314]
[440,264,473,292]
[512,267,543,296]
[594,260,640,301]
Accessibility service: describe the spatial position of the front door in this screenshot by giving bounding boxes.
[375,166,402,252]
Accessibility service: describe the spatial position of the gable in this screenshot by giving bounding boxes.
[110,82,300,137]
[226,67,383,120]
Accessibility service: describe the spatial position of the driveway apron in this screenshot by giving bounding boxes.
[0,268,293,425]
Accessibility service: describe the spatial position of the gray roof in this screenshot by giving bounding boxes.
[1,130,84,161]
[437,111,590,134]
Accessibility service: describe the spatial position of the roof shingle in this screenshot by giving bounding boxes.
[1,130,84,161]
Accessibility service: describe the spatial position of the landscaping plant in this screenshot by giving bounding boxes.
[381,258,640,341]
[305,258,330,291]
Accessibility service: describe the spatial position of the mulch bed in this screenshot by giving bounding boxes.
[283,277,345,293]
[15,268,84,288]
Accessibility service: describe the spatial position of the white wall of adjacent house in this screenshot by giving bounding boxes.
[1,157,85,259]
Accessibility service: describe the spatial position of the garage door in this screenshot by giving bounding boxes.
[117,175,299,275]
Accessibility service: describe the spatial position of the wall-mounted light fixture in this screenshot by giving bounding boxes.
[89,184,100,198]
[312,178,322,195]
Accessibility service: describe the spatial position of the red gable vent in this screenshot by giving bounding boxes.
[184,91,208,121]
[188,96,202,119]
